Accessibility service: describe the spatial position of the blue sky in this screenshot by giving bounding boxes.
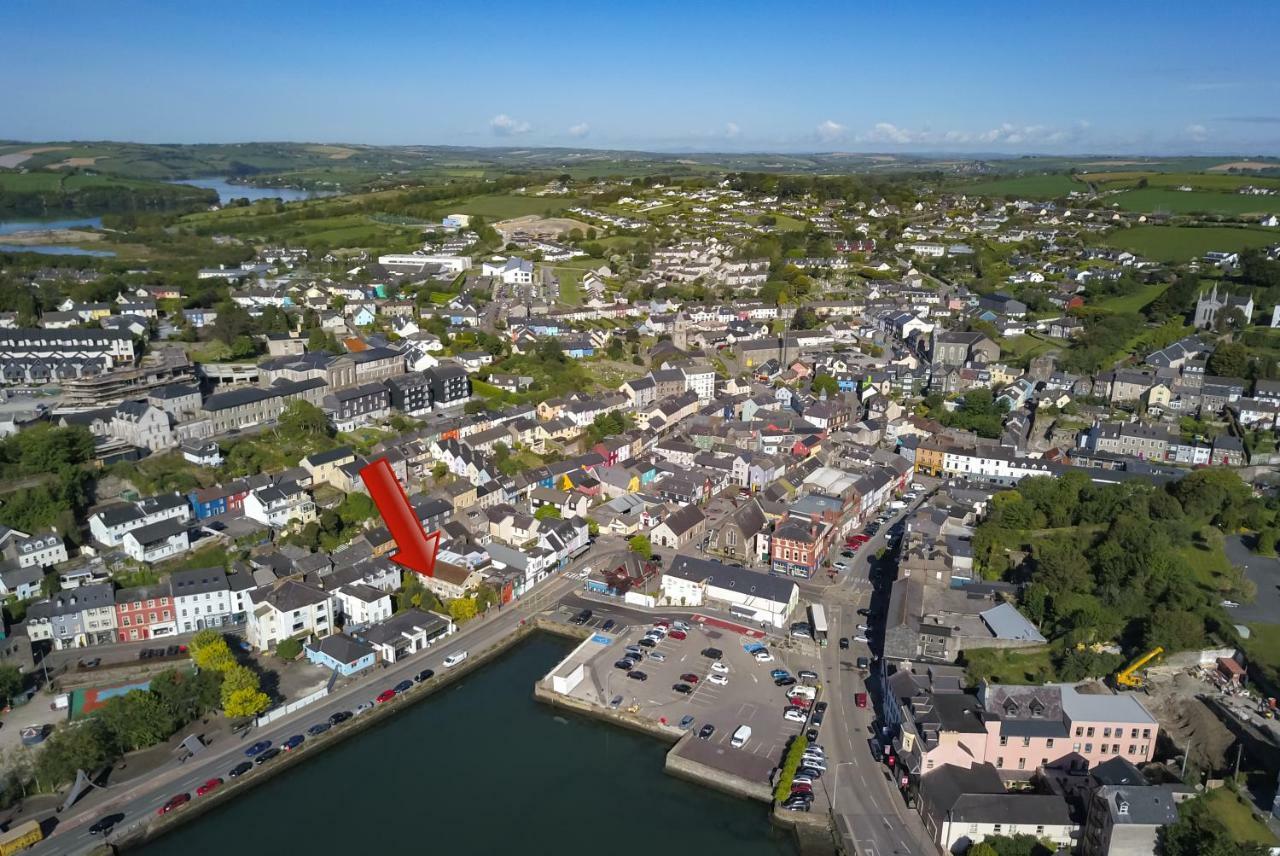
[5,0,1280,155]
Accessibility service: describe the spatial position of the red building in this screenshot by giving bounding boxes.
[115,582,177,642]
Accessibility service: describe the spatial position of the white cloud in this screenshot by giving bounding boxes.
[1185,123,1209,142]
[725,122,741,139]
[861,122,918,144]
[815,119,846,143]
[490,114,531,136]
[568,122,590,138]
[855,121,1081,148]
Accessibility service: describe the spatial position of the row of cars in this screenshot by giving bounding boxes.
[124,653,472,831]
[780,741,829,812]
[611,620,704,691]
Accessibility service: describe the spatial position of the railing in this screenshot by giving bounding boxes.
[255,686,329,727]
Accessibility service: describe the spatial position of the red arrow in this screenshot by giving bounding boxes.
[359,457,440,578]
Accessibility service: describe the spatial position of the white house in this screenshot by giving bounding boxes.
[243,482,317,529]
[89,493,190,546]
[170,567,235,632]
[659,556,798,628]
[247,580,335,652]
[354,608,455,663]
[333,583,393,628]
[122,520,190,563]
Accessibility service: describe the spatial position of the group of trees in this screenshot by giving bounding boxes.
[1161,791,1271,856]
[0,424,95,537]
[966,834,1055,856]
[286,491,376,553]
[923,389,1009,439]
[974,470,1272,667]
[189,629,270,719]
[28,667,222,791]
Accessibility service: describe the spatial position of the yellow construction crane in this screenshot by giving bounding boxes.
[1114,647,1164,688]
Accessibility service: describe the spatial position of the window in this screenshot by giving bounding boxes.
[1036,826,1045,836]
[147,599,155,608]
[1112,744,1120,754]
[1086,727,1094,737]
[1072,743,1081,753]
[1084,743,1093,753]
[1103,727,1111,738]
[1041,758,1048,766]
[996,757,1004,768]
[1130,728,1139,739]
[1129,744,1136,755]
[993,824,1002,835]
[1046,738,1055,749]
[999,736,1008,747]
[1017,758,1026,770]
[122,616,131,627]
[968,825,978,834]
[1142,729,1151,739]
[149,612,157,622]
[1100,744,1108,755]
[133,600,142,609]
[1022,737,1031,748]
[927,760,935,770]
[1075,727,1083,737]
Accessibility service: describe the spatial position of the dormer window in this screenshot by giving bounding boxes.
[1029,699,1045,718]
[1003,699,1019,716]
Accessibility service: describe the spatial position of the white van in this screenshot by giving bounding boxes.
[730,725,752,748]
[442,651,468,668]
[787,685,818,701]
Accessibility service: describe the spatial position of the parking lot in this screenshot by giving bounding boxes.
[551,611,813,787]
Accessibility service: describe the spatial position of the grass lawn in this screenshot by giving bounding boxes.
[1102,225,1280,262]
[1089,282,1170,314]
[450,194,581,219]
[1241,623,1280,688]
[961,175,1084,198]
[961,646,1057,684]
[762,213,807,231]
[552,267,584,305]
[1178,528,1236,594]
[1201,787,1279,847]
[1111,188,1280,216]
[998,331,1060,364]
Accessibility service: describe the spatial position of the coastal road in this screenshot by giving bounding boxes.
[28,568,586,856]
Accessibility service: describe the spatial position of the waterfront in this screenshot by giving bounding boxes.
[171,177,336,204]
[0,217,104,236]
[141,634,796,856]
[0,244,114,257]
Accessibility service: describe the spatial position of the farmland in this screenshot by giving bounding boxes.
[1100,225,1280,262]
[960,175,1084,199]
[1110,188,1280,216]
[1088,282,1170,314]
[448,194,584,219]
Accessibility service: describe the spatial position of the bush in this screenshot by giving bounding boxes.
[276,637,303,660]
[773,734,810,803]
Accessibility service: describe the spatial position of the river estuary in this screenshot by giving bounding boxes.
[142,635,796,856]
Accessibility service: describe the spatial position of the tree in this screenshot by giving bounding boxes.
[0,665,23,706]
[220,664,269,718]
[447,597,478,622]
[1162,793,1268,856]
[534,505,562,521]
[811,374,840,397]
[629,534,652,556]
[277,400,331,444]
[94,690,176,752]
[35,719,114,789]
[1207,341,1249,378]
[431,462,449,481]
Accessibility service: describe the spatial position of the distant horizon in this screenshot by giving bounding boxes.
[3,137,1278,164]
[5,1,1279,156]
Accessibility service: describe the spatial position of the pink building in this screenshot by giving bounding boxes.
[889,669,1159,784]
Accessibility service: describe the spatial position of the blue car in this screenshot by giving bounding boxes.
[244,740,272,757]
[393,680,413,694]
[282,735,305,751]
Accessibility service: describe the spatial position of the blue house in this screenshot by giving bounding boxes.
[305,634,376,676]
[188,487,229,520]
[350,305,376,327]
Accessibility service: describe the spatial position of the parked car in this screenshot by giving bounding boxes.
[856,692,868,708]
[627,670,648,681]
[708,673,728,686]
[680,673,699,684]
[307,722,331,737]
[228,761,252,778]
[856,623,869,632]
[648,651,666,662]
[797,670,818,682]
[601,619,616,631]
[638,637,657,648]
[774,676,797,687]
[157,793,191,815]
[856,656,870,670]
[672,620,691,632]
[376,689,397,703]
[254,747,281,765]
[609,695,623,709]
[570,609,593,625]
[393,680,413,693]
[833,560,849,570]
[668,629,687,640]
[672,683,694,694]
[244,740,272,758]
[783,708,807,723]
[678,715,695,730]
[415,669,435,683]
[282,734,304,751]
[698,724,716,740]
[615,658,637,670]
[196,777,223,797]
[328,710,352,725]
[753,650,774,662]
[354,702,374,715]
[701,647,723,659]
[854,634,869,643]
[710,661,729,674]
[770,669,790,679]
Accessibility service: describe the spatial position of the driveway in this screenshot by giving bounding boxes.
[1226,535,1280,625]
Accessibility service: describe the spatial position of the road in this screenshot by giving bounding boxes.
[812,492,935,856]
[1224,534,1280,625]
[27,569,584,856]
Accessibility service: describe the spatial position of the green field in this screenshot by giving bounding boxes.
[450,194,582,219]
[961,175,1084,199]
[1088,171,1280,191]
[1089,281,1170,314]
[1111,188,1280,216]
[998,331,1060,364]
[1101,225,1279,262]
[551,267,584,305]
[1201,787,1279,847]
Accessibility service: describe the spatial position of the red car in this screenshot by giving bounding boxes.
[791,783,813,795]
[855,692,868,708]
[668,629,687,640]
[157,793,191,815]
[788,696,812,709]
[680,672,699,684]
[375,689,397,704]
[196,777,223,797]
[852,534,871,544]
[653,620,670,629]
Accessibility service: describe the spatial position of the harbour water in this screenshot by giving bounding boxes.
[171,177,336,204]
[0,217,104,236]
[141,635,795,856]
